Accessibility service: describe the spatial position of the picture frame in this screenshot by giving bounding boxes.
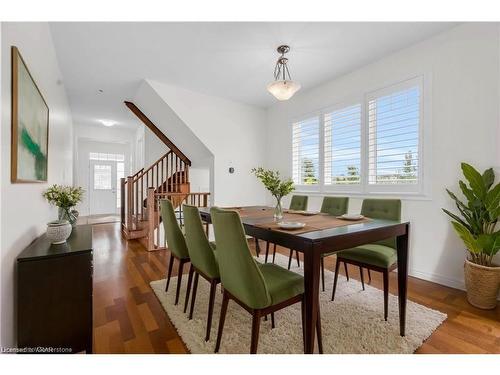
[11,46,49,183]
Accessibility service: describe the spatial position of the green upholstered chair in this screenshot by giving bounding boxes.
[211,207,322,354]
[319,197,349,291]
[160,199,191,306]
[183,204,220,341]
[331,199,401,321]
[267,195,309,267]
[289,195,309,211]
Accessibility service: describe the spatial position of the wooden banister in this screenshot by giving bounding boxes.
[124,101,191,166]
[144,191,210,251]
[134,151,172,182]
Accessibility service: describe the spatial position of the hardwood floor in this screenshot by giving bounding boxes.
[92,222,500,354]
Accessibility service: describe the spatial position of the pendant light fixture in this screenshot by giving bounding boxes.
[267,45,301,101]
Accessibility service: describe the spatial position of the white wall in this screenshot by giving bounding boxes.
[1,22,74,347]
[134,126,145,171]
[266,23,500,291]
[145,80,268,206]
[73,123,136,215]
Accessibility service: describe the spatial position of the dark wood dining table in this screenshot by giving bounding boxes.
[198,206,410,354]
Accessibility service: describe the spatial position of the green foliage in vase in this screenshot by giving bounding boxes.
[43,184,84,209]
[251,167,295,200]
[442,163,500,266]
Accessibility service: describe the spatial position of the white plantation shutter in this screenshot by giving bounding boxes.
[368,83,421,186]
[324,104,362,186]
[290,76,425,195]
[292,116,320,185]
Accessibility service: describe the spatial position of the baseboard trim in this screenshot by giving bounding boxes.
[409,268,465,290]
[409,267,500,301]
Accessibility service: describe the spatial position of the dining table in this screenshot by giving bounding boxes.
[198,206,410,354]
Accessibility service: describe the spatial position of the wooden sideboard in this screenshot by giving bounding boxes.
[17,225,93,353]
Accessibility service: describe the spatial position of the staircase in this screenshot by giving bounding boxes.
[121,102,210,251]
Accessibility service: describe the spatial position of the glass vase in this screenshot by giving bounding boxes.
[274,197,283,222]
[58,207,78,227]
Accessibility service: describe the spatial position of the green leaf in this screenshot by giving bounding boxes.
[446,189,469,211]
[459,180,476,203]
[482,168,495,190]
[442,209,472,232]
[477,233,500,256]
[461,163,486,199]
[486,182,500,208]
[451,221,481,253]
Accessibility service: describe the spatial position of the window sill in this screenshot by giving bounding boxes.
[292,190,432,201]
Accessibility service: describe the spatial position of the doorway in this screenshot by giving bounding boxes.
[76,139,130,217]
[88,152,126,215]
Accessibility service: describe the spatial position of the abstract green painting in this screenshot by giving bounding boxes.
[11,46,49,182]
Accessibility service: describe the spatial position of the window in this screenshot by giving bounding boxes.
[93,164,112,190]
[290,76,425,195]
[324,104,362,186]
[89,152,125,161]
[116,162,125,208]
[292,116,320,186]
[368,85,420,186]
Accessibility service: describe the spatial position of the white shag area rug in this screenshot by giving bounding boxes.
[150,253,446,354]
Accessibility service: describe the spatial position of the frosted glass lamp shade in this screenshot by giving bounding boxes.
[266,80,301,101]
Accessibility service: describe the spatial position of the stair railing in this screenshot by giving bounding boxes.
[121,150,190,231]
[147,188,210,251]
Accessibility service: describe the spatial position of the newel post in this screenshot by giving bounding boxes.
[147,187,156,251]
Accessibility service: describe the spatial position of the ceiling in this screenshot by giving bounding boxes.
[49,22,458,129]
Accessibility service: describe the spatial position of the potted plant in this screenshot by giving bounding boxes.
[442,163,500,309]
[43,184,84,227]
[251,167,294,221]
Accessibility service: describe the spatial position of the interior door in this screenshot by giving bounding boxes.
[90,160,117,215]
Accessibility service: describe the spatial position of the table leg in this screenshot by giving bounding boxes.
[303,248,321,354]
[396,223,409,337]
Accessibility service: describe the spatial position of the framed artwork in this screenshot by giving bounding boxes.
[11,46,49,183]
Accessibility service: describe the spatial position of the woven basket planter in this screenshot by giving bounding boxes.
[464,259,500,310]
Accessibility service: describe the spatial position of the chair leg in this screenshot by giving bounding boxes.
[359,266,365,291]
[184,264,194,313]
[316,305,323,354]
[188,272,199,319]
[250,311,261,354]
[383,269,389,321]
[254,238,260,257]
[368,269,372,283]
[331,257,341,301]
[272,244,277,264]
[165,253,174,292]
[287,248,294,270]
[265,242,270,263]
[214,291,229,353]
[206,280,217,341]
[344,261,349,281]
[174,260,185,305]
[320,257,325,292]
[296,250,300,267]
[271,312,275,329]
[301,298,306,352]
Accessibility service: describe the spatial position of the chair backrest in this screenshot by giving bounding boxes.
[160,199,189,259]
[361,199,401,249]
[289,195,308,211]
[183,204,219,279]
[211,207,271,309]
[320,196,349,216]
